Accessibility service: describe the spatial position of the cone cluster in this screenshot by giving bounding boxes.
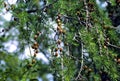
[83,65,92,72]
[31,31,41,64]
[56,14,65,34]
[54,14,64,57]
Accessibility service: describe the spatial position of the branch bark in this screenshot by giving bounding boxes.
[26,0,58,13]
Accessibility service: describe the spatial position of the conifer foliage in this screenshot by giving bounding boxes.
[0,0,120,81]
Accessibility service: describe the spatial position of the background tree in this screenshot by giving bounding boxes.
[0,0,120,81]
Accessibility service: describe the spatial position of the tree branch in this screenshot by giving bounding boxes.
[84,0,89,29]
[108,43,120,49]
[26,0,58,13]
[75,42,84,80]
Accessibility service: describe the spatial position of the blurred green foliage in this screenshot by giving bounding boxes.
[0,0,120,81]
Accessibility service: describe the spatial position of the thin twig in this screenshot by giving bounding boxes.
[75,42,84,80]
[95,26,102,55]
[65,53,81,62]
[84,0,89,29]
[75,0,89,80]
[26,22,32,57]
[61,53,64,81]
[108,43,120,49]
[63,15,78,20]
